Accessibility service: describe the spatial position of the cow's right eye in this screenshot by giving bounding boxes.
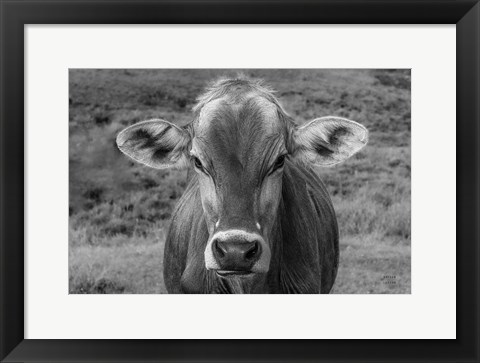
[273,155,286,170]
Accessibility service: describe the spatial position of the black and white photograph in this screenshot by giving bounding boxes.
[69,69,411,294]
[3,0,478,359]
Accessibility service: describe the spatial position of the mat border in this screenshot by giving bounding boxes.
[1,1,479,362]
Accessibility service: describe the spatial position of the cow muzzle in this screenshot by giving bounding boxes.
[204,230,271,275]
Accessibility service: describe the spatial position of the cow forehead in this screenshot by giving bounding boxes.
[192,94,286,172]
[196,94,281,135]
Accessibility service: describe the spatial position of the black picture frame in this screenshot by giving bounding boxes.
[1,1,479,362]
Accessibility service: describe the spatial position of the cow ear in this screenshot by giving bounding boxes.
[292,116,368,166]
[116,119,191,169]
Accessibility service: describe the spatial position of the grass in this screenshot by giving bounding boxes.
[69,240,165,294]
[69,69,411,294]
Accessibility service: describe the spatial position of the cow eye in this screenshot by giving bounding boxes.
[273,155,286,171]
[193,156,203,170]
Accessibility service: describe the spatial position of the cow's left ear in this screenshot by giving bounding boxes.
[291,116,368,166]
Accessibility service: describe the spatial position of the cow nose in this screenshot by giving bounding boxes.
[212,239,261,271]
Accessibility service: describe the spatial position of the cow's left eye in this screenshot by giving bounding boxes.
[273,155,286,171]
[193,156,203,170]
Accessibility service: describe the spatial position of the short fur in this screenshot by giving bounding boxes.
[164,159,339,294]
[118,75,367,294]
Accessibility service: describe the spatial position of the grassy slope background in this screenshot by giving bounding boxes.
[69,69,411,294]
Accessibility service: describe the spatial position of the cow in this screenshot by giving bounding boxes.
[116,76,368,294]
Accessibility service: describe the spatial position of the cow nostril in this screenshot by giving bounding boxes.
[213,240,226,258]
[245,241,260,260]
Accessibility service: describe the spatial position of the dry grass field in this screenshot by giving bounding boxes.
[69,69,411,294]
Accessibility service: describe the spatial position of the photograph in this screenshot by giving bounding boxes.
[69,69,411,294]
[2,0,476,359]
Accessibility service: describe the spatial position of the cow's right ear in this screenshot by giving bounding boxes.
[116,119,191,169]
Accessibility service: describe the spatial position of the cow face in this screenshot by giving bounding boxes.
[117,78,368,279]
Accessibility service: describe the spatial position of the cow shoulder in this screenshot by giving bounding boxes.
[276,161,339,293]
[163,178,206,293]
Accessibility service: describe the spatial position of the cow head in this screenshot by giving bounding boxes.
[117,77,368,281]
